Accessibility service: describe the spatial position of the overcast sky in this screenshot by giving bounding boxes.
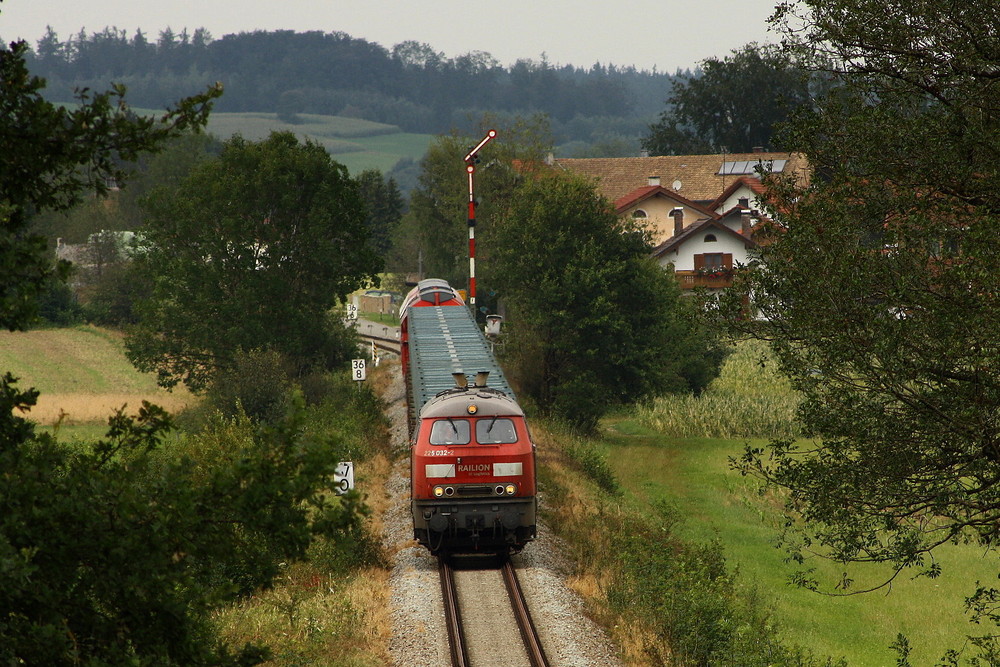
[1,0,779,73]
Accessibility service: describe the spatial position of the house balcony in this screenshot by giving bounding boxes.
[675,270,734,289]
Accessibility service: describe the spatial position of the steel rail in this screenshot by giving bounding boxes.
[439,558,470,667]
[355,332,401,355]
[501,559,551,667]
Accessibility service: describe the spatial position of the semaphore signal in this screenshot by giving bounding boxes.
[464,129,496,307]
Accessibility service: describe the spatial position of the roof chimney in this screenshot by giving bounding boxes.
[648,175,661,187]
[474,371,490,387]
[452,372,468,389]
[741,208,753,237]
[671,207,684,236]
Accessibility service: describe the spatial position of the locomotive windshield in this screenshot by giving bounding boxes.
[476,417,518,444]
[427,417,519,445]
[429,419,471,445]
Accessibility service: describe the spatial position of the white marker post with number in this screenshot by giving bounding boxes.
[334,461,354,494]
[351,358,366,382]
[346,303,359,321]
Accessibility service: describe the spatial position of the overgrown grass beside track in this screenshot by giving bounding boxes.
[538,339,997,665]
[209,370,394,666]
[536,419,833,665]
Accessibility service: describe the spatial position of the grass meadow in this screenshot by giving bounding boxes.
[65,105,433,175]
[604,340,996,665]
[0,325,193,430]
[203,111,432,174]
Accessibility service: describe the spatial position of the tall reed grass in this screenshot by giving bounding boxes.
[635,338,802,439]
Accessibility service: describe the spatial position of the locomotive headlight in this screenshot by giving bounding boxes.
[467,404,478,415]
[505,483,517,495]
[433,486,445,497]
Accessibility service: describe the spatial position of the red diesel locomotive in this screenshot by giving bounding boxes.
[400,279,537,554]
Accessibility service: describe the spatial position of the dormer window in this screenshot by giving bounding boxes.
[632,209,648,219]
[704,234,718,243]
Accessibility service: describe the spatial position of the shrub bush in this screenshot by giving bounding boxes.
[0,374,369,665]
[205,347,293,424]
[35,274,84,326]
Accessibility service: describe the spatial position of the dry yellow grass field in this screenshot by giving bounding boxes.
[1,325,195,425]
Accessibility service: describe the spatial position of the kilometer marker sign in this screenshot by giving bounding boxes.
[351,358,366,381]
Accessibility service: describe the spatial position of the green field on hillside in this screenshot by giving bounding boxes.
[601,342,998,665]
[204,111,433,173]
[66,104,433,174]
[0,325,193,427]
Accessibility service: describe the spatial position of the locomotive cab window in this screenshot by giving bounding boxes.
[475,417,518,444]
[429,419,471,445]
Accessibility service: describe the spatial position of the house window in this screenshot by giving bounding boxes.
[704,234,717,243]
[703,253,724,270]
[693,252,733,273]
[632,209,648,219]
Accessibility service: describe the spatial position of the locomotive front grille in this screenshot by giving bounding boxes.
[456,484,495,497]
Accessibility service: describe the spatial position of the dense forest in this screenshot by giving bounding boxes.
[13,26,681,152]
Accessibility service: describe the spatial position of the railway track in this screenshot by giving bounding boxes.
[439,556,550,667]
[353,320,401,355]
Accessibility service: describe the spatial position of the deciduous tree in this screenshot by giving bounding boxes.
[723,0,1000,654]
[126,131,381,391]
[643,43,811,155]
[1,22,353,665]
[0,38,219,330]
[391,115,551,287]
[487,171,724,431]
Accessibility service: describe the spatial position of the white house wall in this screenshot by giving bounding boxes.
[715,186,764,215]
[658,230,752,271]
[627,199,705,246]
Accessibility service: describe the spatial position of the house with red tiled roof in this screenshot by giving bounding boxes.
[651,207,759,290]
[710,175,770,215]
[552,151,808,207]
[612,177,717,245]
[551,151,806,290]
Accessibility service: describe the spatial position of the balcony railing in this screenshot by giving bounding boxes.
[675,270,734,289]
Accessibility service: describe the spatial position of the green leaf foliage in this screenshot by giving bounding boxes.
[0,376,365,665]
[389,115,552,285]
[0,30,373,664]
[722,0,1000,651]
[643,43,812,155]
[0,38,220,331]
[126,131,382,391]
[486,171,726,431]
[354,168,405,257]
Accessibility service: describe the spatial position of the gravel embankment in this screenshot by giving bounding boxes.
[379,364,623,666]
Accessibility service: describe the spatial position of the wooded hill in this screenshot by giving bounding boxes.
[16,27,681,157]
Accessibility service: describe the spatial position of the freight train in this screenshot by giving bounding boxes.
[400,279,537,555]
